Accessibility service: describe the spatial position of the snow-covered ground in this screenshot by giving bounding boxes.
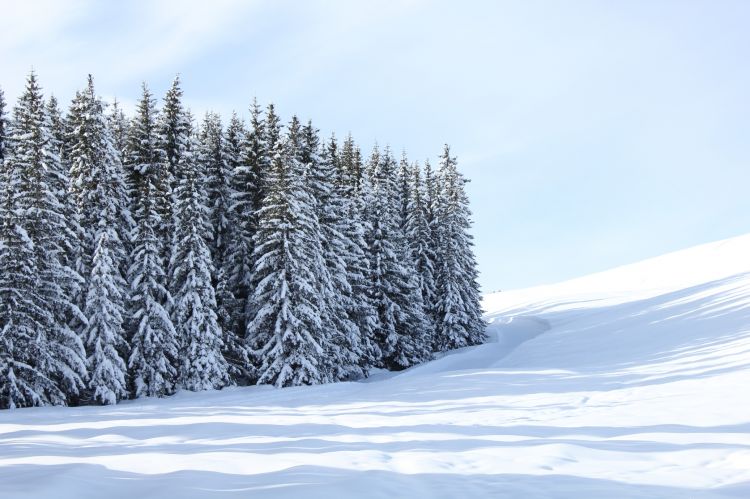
[2,235,750,498]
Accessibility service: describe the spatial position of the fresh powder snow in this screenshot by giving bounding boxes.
[1,234,749,498]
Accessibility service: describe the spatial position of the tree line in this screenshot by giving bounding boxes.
[0,73,484,409]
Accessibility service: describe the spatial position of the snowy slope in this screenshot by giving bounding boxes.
[2,234,750,498]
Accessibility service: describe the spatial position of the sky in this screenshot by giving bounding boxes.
[1,0,749,291]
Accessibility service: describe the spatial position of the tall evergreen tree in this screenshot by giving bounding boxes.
[171,119,230,391]
[433,145,485,350]
[407,161,438,342]
[219,112,249,376]
[67,76,131,403]
[0,72,86,409]
[227,101,265,341]
[156,76,189,259]
[199,112,229,266]
[365,146,431,369]
[246,116,329,387]
[126,84,177,398]
[47,95,81,290]
[0,87,6,163]
[68,77,130,288]
[84,232,128,404]
[324,133,380,376]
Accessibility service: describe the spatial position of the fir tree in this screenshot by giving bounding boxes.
[0,72,86,409]
[107,98,130,165]
[68,76,130,288]
[433,145,485,350]
[407,160,438,342]
[246,116,329,387]
[365,146,431,369]
[84,232,128,404]
[171,119,230,391]
[156,76,189,259]
[199,112,229,267]
[227,101,264,341]
[219,112,249,375]
[326,133,381,375]
[0,87,6,163]
[67,76,131,403]
[126,84,177,398]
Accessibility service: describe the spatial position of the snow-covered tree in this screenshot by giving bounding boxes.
[227,101,264,338]
[156,76,189,258]
[219,112,249,375]
[318,133,380,377]
[365,146,431,369]
[433,145,485,350]
[0,72,86,409]
[170,119,230,391]
[84,232,128,404]
[246,116,329,387]
[406,160,437,342]
[68,76,130,288]
[67,76,131,403]
[126,83,178,398]
[0,87,6,163]
[107,98,129,165]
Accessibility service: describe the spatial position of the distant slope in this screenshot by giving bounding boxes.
[1,235,750,498]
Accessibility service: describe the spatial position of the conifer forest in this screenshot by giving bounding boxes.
[0,73,484,409]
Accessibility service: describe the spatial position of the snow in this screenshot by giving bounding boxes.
[2,234,750,497]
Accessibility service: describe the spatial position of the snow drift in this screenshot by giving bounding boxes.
[2,234,750,498]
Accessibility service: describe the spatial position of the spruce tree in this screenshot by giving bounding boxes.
[0,72,86,409]
[67,76,131,403]
[171,119,230,391]
[407,161,438,342]
[126,84,177,398]
[433,145,485,350]
[84,232,128,404]
[156,76,189,261]
[220,112,249,376]
[199,112,229,267]
[365,146,431,369]
[68,76,130,288]
[246,116,329,387]
[0,87,6,163]
[227,101,265,341]
[108,98,129,158]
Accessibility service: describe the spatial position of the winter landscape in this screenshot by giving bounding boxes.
[1,1,749,498]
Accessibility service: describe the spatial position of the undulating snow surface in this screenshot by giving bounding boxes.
[2,234,750,498]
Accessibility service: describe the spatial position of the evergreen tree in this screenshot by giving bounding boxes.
[156,76,189,259]
[68,76,130,288]
[433,145,485,350]
[126,84,177,398]
[219,112,249,375]
[246,116,329,387]
[0,87,6,163]
[84,232,128,404]
[327,133,381,375]
[107,98,130,164]
[199,112,229,266]
[365,146,431,369]
[0,72,86,409]
[171,119,230,391]
[47,95,81,290]
[227,101,264,342]
[407,160,438,342]
[67,76,131,403]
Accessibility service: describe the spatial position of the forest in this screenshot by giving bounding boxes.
[0,73,484,409]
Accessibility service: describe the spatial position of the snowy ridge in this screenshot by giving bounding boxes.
[2,234,750,497]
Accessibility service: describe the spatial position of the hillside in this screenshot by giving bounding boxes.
[1,235,750,498]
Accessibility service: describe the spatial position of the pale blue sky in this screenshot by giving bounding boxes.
[2,0,748,291]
